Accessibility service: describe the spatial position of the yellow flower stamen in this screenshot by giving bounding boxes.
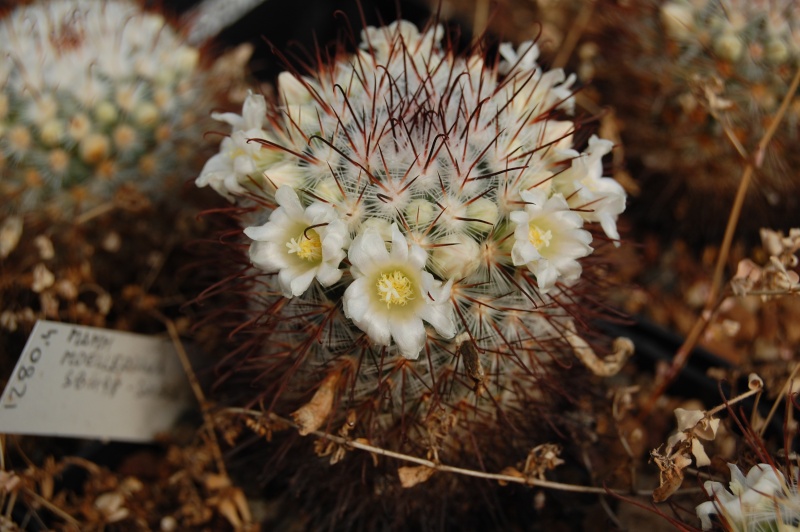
[287,229,322,261]
[376,270,415,307]
[528,223,552,250]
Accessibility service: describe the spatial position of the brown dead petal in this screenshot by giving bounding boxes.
[31,263,55,293]
[652,451,692,502]
[160,516,178,531]
[95,492,129,522]
[354,438,379,466]
[398,465,436,488]
[0,215,23,258]
[32,236,55,261]
[498,467,525,486]
[204,473,231,491]
[0,311,17,332]
[564,321,633,377]
[693,416,720,440]
[291,372,340,436]
[40,293,59,319]
[761,228,783,256]
[0,471,20,493]
[96,293,112,315]
[748,373,764,390]
[732,259,762,296]
[720,319,741,337]
[690,438,711,467]
[102,231,122,253]
[674,408,705,432]
[213,489,253,532]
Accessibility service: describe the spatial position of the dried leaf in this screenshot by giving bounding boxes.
[651,450,691,502]
[691,438,711,467]
[523,444,565,480]
[292,372,340,436]
[674,408,705,432]
[457,333,485,390]
[0,471,20,493]
[564,321,633,377]
[0,216,22,258]
[731,259,762,296]
[498,467,525,486]
[31,263,55,293]
[95,492,128,523]
[398,465,436,488]
[748,373,764,390]
[693,417,720,441]
[34,235,54,260]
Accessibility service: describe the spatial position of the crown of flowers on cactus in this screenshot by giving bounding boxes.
[196,20,630,471]
[0,0,210,213]
[198,20,625,362]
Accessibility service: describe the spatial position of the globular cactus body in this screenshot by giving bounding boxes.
[199,19,627,528]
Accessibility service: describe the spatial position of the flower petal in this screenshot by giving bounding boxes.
[349,229,389,270]
[390,316,426,359]
[418,301,456,339]
[276,185,305,219]
[390,223,409,262]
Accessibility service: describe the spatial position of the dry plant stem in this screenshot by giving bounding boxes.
[4,491,16,522]
[74,202,115,225]
[552,0,595,69]
[642,67,800,417]
[22,487,79,529]
[225,407,704,497]
[157,313,228,478]
[759,362,800,438]
[706,387,762,417]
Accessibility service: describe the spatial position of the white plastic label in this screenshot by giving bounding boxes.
[0,320,194,442]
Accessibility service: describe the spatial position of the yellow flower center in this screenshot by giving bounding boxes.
[287,229,322,261]
[528,223,552,250]
[376,270,415,308]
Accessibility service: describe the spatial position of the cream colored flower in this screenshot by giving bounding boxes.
[197,92,280,200]
[696,463,795,531]
[245,186,348,298]
[553,135,625,243]
[510,189,592,293]
[343,224,455,359]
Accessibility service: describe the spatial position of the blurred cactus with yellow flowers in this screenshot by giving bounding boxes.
[0,0,250,338]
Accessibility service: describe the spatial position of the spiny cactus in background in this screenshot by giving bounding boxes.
[0,0,249,338]
[595,0,800,240]
[198,19,628,528]
[0,0,211,214]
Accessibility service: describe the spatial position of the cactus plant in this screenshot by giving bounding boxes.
[197,18,629,528]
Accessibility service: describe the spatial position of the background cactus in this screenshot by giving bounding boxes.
[197,19,629,528]
[0,0,249,343]
[0,0,232,214]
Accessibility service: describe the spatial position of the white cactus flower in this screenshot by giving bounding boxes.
[197,93,284,201]
[696,463,798,531]
[554,135,626,243]
[211,91,266,132]
[343,224,456,359]
[510,189,592,293]
[245,186,349,298]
